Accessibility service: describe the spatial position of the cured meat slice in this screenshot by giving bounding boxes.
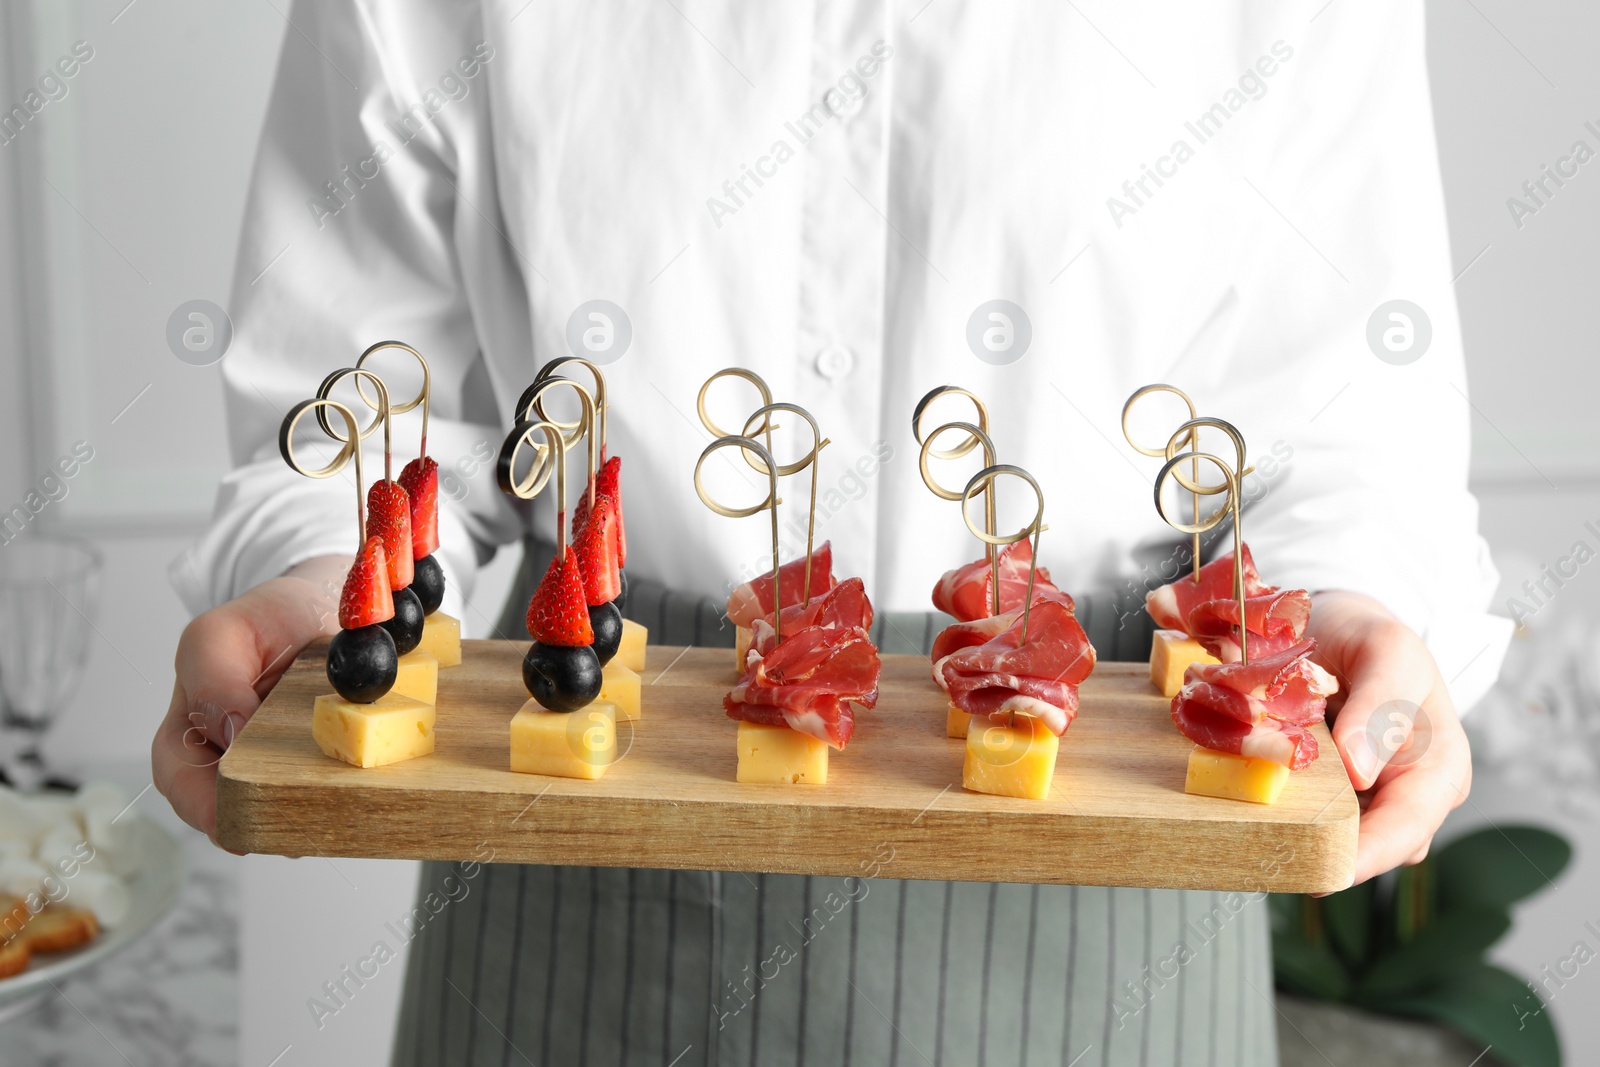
[749,577,873,658]
[931,539,1073,623]
[936,600,1097,736]
[1145,545,1310,663]
[1169,639,1338,770]
[725,623,880,749]
[726,542,837,629]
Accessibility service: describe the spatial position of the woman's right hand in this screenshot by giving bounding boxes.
[152,556,350,842]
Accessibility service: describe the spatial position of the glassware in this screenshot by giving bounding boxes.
[0,536,103,791]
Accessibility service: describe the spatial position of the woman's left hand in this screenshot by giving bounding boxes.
[1307,590,1473,886]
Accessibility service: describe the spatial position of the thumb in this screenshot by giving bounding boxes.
[1328,642,1435,791]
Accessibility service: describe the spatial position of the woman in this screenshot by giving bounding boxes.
[154,2,1507,1063]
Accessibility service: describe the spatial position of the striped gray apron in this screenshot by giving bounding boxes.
[393,544,1278,1067]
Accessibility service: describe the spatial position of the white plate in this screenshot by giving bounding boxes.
[0,816,186,1017]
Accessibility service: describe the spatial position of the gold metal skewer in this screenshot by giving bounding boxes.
[1152,416,1252,664]
[695,435,786,644]
[355,341,431,460]
[959,464,1048,642]
[738,403,829,608]
[914,386,1002,615]
[279,398,369,548]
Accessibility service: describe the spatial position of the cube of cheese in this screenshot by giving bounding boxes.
[312,692,435,769]
[1184,747,1289,805]
[735,722,828,785]
[962,716,1059,800]
[600,661,641,721]
[1150,629,1218,697]
[617,618,648,673]
[418,612,462,667]
[945,703,971,738]
[510,700,619,780]
[735,626,752,672]
[391,650,439,705]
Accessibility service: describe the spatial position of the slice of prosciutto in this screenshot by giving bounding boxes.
[725,622,881,748]
[726,542,837,629]
[1169,639,1338,770]
[749,577,873,660]
[1145,544,1310,663]
[936,600,1097,736]
[931,539,1073,623]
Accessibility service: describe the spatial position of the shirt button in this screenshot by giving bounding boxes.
[814,344,854,380]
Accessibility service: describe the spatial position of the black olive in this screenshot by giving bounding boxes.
[380,586,425,656]
[589,601,623,666]
[614,568,629,611]
[523,642,603,711]
[327,624,398,703]
[412,553,446,615]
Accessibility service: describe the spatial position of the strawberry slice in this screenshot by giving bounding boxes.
[572,455,625,568]
[366,480,414,590]
[571,495,622,606]
[527,547,594,646]
[340,536,396,629]
[398,456,440,559]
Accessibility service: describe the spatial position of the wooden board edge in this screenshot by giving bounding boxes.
[212,775,1360,894]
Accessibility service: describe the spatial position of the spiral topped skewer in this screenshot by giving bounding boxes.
[695,435,787,644]
[959,464,1048,642]
[1150,416,1253,664]
[914,385,1002,616]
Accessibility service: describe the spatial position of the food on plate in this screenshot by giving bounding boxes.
[936,599,1096,799]
[726,540,837,669]
[1149,629,1217,698]
[1145,545,1309,664]
[0,780,154,979]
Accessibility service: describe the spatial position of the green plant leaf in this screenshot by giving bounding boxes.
[1319,879,1374,970]
[1382,962,1559,1067]
[1272,930,1351,1001]
[1393,861,1435,945]
[1435,826,1571,912]
[1352,906,1511,1002]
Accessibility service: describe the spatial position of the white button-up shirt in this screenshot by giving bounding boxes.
[172,0,1511,709]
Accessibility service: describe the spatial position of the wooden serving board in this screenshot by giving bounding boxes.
[216,641,1358,893]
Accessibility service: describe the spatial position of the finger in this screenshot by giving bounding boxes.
[1406,839,1432,866]
[175,612,273,751]
[152,696,221,839]
[1351,735,1468,885]
[1327,632,1436,791]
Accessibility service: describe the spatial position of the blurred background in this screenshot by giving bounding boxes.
[0,1,1596,1064]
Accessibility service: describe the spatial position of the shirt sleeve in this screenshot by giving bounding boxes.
[169,0,529,618]
[1197,4,1510,713]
